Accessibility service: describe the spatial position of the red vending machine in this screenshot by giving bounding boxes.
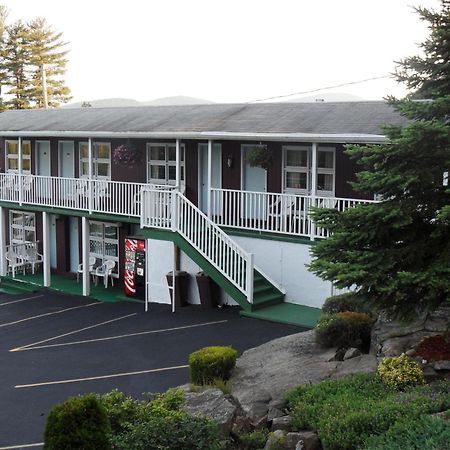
[124,237,146,299]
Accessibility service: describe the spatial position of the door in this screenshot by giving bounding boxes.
[69,217,79,273]
[36,141,51,176]
[198,143,222,214]
[58,141,75,178]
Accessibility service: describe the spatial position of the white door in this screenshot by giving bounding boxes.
[58,141,75,178]
[242,146,267,220]
[69,217,79,273]
[199,143,222,214]
[36,141,51,176]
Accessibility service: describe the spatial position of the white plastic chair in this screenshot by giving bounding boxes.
[5,250,26,278]
[95,259,116,288]
[77,255,96,282]
[25,244,43,274]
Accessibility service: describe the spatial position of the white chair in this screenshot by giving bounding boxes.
[25,244,43,274]
[5,250,26,278]
[77,255,97,282]
[95,259,116,288]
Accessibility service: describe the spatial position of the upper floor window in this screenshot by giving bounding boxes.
[147,143,185,185]
[316,146,335,196]
[5,140,31,173]
[79,142,111,179]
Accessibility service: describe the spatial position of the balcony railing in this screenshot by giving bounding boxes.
[210,188,376,239]
[0,173,149,218]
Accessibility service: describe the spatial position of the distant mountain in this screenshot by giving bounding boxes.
[285,92,365,102]
[63,96,214,108]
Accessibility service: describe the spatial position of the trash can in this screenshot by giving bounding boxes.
[166,271,190,307]
[196,271,218,308]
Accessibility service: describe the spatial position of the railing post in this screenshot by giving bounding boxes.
[246,253,254,304]
[310,142,318,241]
[88,138,93,214]
[171,190,178,232]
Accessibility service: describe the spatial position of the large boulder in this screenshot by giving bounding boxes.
[231,330,377,425]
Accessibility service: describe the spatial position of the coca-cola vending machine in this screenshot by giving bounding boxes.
[124,237,146,299]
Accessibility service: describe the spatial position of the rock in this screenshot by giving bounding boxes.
[434,360,450,371]
[294,431,321,450]
[271,415,292,432]
[343,347,361,360]
[231,412,252,435]
[424,306,450,332]
[422,365,440,382]
[264,429,286,450]
[404,349,416,357]
[323,347,346,362]
[269,398,287,411]
[181,388,237,436]
[333,354,378,378]
[268,406,285,421]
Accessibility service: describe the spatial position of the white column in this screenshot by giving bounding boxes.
[207,139,212,218]
[42,211,51,287]
[310,142,318,241]
[82,216,90,296]
[18,137,23,205]
[88,138,93,214]
[172,242,176,313]
[0,207,6,276]
[175,139,181,190]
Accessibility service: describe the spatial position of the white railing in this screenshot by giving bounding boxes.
[0,173,149,218]
[211,188,375,239]
[141,187,254,304]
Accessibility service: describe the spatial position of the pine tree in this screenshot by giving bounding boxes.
[0,5,9,110]
[27,17,71,108]
[309,0,450,313]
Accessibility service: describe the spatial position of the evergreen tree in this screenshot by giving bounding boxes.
[0,5,8,110]
[27,17,71,108]
[309,0,450,313]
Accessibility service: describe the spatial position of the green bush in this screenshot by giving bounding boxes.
[377,355,425,390]
[238,429,269,449]
[285,375,450,450]
[44,394,111,450]
[189,346,237,385]
[364,415,450,450]
[315,311,373,350]
[321,293,368,314]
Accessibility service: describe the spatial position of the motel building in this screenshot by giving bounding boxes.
[0,102,406,325]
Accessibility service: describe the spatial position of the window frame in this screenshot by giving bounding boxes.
[9,210,36,244]
[316,146,336,197]
[282,145,311,194]
[146,143,185,185]
[89,220,119,277]
[5,140,31,174]
[79,142,111,179]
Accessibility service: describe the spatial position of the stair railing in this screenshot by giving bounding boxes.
[141,186,254,304]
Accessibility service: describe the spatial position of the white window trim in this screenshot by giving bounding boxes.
[89,221,119,277]
[282,145,311,195]
[79,142,111,179]
[146,143,185,185]
[9,210,36,244]
[316,146,336,197]
[5,140,31,174]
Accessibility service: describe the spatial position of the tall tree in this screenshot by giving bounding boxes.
[0,5,8,110]
[309,0,450,313]
[27,17,71,108]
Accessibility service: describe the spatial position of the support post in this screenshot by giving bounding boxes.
[18,137,23,206]
[172,242,176,313]
[207,139,212,218]
[246,253,254,304]
[82,216,90,296]
[310,142,318,241]
[42,211,51,287]
[175,139,181,190]
[88,138,93,214]
[0,207,6,276]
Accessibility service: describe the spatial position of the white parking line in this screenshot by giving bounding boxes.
[0,302,100,328]
[0,295,44,307]
[10,313,137,352]
[13,319,228,351]
[15,364,189,389]
[0,443,43,449]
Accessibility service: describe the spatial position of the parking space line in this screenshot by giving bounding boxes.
[13,319,228,351]
[15,364,189,389]
[0,444,43,449]
[0,302,100,328]
[11,313,138,352]
[0,295,44,307]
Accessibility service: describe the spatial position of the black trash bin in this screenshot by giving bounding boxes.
[196,271,218,308]
[166,271,190,307]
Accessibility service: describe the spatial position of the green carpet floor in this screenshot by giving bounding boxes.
[241,302,321,329]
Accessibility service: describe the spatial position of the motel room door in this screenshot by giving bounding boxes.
[199,143,222,214]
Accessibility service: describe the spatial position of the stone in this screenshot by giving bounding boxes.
[231,412,252,435]
[323,347,346,362]
[422,365,440,382]
[268,406,285,421]
[181,388,237,436]
[434,360,450,371]
[294,431,321,450]
[405,349,416,357]
[264,429,286,450]
[343,347,361,360]
[271,415,292,432]
[333,354,378,378]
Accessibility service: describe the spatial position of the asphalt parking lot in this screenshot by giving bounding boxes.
[0,290,302,449]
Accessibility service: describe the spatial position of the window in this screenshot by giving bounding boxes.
[9,211,36,244]
[5,140,31,173]
[147,143,185,185]
[89,221,119,276]
[316,146,335,196]
[283,145,310,193]
[79,142,111,179]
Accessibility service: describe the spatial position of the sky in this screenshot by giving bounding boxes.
[2,0,442,104]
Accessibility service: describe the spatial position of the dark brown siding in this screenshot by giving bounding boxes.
[184,141,199,205]
[109,139,146,183]
[266,142,282,193]
[56,216,70,273]
[220,141,242,190]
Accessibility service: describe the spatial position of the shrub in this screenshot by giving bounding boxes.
[378,355,425,390]
[321,292,368,314]
[98,389,139,434]
[189,346,237,385]
[44,394,111,450]
[315,311,373,350]
[416,334,450,361]
[238,429,269,449]
[364,415,450,450]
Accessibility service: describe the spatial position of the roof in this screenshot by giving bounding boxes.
[0,101,408,143]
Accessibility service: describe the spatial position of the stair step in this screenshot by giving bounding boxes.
[253,284,277,295]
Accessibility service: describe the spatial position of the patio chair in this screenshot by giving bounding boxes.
[95,259,116,288]
[5,249,26,278]
[77,255,97,282]
[24,244,44,274]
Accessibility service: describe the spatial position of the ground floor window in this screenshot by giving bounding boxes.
[9,211,36,244]
[89,221,119,276]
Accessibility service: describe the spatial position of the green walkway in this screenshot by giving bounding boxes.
[241,302,321,329]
